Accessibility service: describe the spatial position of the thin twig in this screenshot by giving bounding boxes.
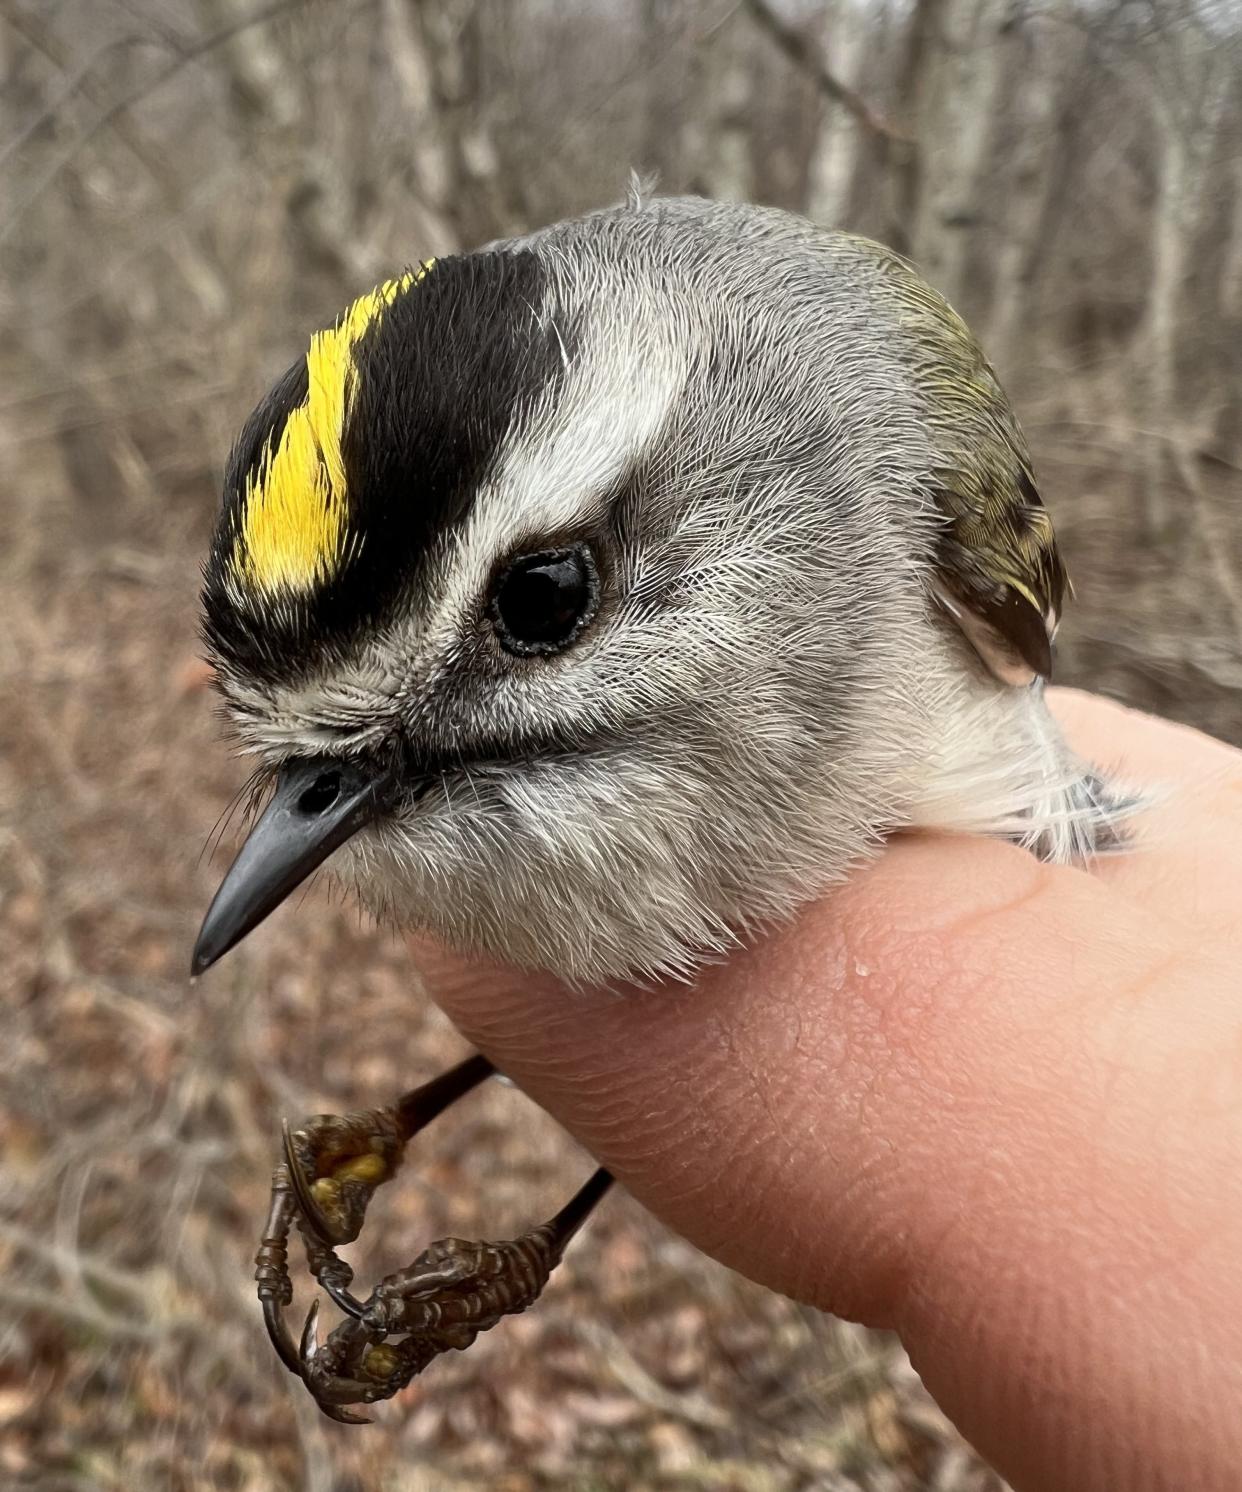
[739,0,909,146]
[565,1316,733,1432]
[0,29,166,174]
[0,0,373,243]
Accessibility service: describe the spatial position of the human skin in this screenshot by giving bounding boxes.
[410,691,1242,1492]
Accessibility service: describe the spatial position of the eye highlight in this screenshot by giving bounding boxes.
[489,543,599,656]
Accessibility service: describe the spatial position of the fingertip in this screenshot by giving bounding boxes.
[1049,687,1241,783]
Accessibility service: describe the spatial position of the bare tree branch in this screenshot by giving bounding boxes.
[0,0,373,243]
[740,0,909,146]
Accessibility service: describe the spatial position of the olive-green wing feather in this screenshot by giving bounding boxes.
[869,246,1069,684]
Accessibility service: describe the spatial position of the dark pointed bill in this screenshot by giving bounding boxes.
[191,757,396,976]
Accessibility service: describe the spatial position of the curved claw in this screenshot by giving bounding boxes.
[282,1119,342,1246]
[263,1294,304,1376]
[319,1270,368,1321]
[297,1302,377,1423]
[321,1401,373,1426]
[299,1297,322,1361]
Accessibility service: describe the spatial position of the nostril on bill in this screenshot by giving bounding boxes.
[298,770,342,816]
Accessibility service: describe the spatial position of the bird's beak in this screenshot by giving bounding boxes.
[191,756,397,976]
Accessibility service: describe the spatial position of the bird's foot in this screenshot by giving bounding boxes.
[253,1053,613,1423]
[282,1052,497,1248]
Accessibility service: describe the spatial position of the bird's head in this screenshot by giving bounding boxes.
[192,201,1055,984]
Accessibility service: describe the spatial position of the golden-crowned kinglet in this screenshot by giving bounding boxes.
[192,195,1124,988]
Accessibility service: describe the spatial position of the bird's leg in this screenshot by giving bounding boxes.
[295,1167,614,1421]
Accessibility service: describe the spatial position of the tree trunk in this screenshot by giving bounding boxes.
[683,9,756,202]
[804,0,866,228]
[986,2,1072,366]
[899,0,1010,312]
[382,0,463,255]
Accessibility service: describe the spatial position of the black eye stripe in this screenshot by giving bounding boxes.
[489,544,600,656]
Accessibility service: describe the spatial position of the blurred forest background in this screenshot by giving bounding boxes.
[1,0,1240,1489]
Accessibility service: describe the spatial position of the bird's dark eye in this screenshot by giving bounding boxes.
[489,544,599,656]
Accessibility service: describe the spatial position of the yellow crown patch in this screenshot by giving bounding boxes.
[232,262,433,598]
